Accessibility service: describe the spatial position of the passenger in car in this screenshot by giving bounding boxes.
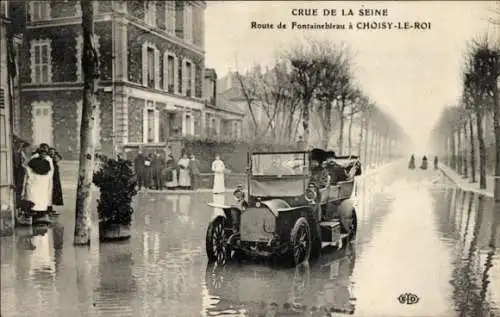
[310,149,330,189]
[325,151,348,184]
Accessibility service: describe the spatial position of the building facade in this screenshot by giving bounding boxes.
[0,0,14,234]
[12,0,242,159]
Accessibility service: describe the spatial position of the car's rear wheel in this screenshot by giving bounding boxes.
[206,216,230,265]
[288,217,312,266]
[341,210,357,246]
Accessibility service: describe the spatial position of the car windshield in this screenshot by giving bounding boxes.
[251,153,309,176]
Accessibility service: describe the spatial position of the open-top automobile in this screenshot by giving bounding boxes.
[205,148,361,267]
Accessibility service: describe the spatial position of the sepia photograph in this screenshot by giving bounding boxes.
[0,1,499,316]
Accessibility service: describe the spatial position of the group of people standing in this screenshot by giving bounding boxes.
[408,154,438,170]
[134,149,200,190]
[13,141,64,219]
[133,149,226,193]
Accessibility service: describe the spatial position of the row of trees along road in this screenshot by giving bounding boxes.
[235,39,409,165]
[430,33,499,199]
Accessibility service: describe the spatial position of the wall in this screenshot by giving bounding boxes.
[20,90,113,159]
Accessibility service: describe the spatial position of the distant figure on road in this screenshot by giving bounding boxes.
[420,156,428,170]
[408,154,415,169]
[212,154,226,194]
[134,149,146,190]
[434,156,438,170]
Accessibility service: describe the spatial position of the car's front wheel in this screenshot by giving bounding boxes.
[288,217,312,266]
[206,216,230,265]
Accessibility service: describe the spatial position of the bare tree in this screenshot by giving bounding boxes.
[286,40,327,147]
[235,62,302,144]
[346,91,365,154]
[464,38,499,190]
[74,0,99,246]
[314,45,351,148]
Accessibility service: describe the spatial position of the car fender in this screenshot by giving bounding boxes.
[208,202,245,223]
[338,198,355,231]
[261,199,299,217]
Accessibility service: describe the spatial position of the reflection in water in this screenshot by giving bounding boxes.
[434,187,500,317]
[203,244,356,316]
[94,243,135,316]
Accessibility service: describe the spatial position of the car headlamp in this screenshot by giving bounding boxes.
[305,186,317,203]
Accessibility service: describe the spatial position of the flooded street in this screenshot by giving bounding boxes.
[1,164,499,317]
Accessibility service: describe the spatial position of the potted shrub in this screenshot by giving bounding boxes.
[93,157,138,242]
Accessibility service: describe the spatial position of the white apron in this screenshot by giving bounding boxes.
[178,158,191,187]
[23,158,54,212]
[212,159,225,194]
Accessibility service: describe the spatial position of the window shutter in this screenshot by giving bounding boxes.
[154,108,160,142]
[191,63,195,98]
[142,44,147,87]
[0,87,5,109]
[163,53,168,90]
[182,60,187,95]
[173,56,179,94]
[154,48,160,89]
[143,107,148,143]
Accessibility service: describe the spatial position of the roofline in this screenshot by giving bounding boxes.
[206,103,244,117]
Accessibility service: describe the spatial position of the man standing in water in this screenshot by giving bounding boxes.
[134,148,146,190]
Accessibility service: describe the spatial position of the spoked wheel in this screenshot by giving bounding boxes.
[341,211,357,246]
[206,216,230,265]
[288,217,312,266]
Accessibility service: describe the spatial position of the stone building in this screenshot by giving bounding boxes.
[0,0,15,234]
[11,0,243,159]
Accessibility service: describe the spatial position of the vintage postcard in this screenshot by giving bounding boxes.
[0,1,499,316]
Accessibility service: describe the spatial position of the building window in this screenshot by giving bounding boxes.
[211,117,217,136]
[163,53,177,93]
[184,113,193,136]
[185,61,192,97]
[183,4,193,42]
[75,35,101,82]
[1,1,8,18]
[30,39,52,84]
[147,108,155,142]
[145,1,156,26]
[143,101,159,143]
[165,1,175,34]
[30,1,51,21]
[183,59,195,97]
[147,47,155,88]
[31,101,53,147]
[142,42,160,89]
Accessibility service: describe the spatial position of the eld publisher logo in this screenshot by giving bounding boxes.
[398,293,420,305]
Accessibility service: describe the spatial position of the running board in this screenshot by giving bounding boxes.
[321,234,349,248]
[319,221,341,228]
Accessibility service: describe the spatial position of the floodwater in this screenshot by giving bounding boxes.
[1,164,499,317]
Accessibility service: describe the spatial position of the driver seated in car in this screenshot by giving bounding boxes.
[325,150,349,183]
[310,150,330,189]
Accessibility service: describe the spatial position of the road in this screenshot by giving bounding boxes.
[1,164,499,317]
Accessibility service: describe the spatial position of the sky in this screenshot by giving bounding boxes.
[204,1,497,150]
